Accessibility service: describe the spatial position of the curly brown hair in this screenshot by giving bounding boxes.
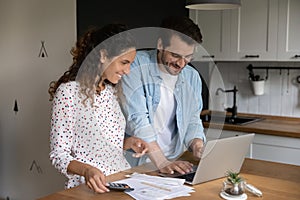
[48,24,136,105]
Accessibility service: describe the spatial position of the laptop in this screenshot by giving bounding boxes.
[159,133,255,185]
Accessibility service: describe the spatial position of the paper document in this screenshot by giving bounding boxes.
[113,173,195,200]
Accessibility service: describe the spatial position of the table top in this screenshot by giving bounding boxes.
[38,156,300,200]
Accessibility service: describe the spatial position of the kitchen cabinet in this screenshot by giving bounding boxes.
[252,134,300,166]
[229,0,278,61]
[189,9,231,61]
[277,0,300,60]
[205,129,300,165]
[190,0,300,61]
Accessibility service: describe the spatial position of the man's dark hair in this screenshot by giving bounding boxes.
[159,15,203,47]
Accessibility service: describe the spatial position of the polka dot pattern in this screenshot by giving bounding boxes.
[49,81,130,189]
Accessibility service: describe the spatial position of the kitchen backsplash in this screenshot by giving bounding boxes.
[208,62,300,117]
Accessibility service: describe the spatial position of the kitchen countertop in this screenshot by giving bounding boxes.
[201,110,300,138]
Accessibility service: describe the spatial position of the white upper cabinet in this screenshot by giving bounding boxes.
[277,0,300,61]
[190,0,300,61]
[230,0,278,61]
[189,9,231,61]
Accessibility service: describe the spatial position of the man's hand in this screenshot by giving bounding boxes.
[189,138,204,160]
[147,141,193,174]
[158,160,194,175]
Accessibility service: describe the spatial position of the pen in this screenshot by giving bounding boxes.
[140,181,171,192]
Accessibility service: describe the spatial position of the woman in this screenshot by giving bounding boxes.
[48,24,147,193]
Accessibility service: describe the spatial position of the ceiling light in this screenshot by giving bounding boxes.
[186,0,241,10]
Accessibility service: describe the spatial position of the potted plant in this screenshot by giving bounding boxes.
[223,170,245,195]
[248,65,265,95]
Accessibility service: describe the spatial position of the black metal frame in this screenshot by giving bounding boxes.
[247,64,300,80]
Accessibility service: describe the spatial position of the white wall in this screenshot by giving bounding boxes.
[0,0,76,199]
[208,62,300,117]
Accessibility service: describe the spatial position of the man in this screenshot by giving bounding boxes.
[121,16,206,175]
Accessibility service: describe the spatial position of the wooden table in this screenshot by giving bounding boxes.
[38,158,300,200]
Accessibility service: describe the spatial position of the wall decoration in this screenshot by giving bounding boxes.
[38,41,48,58]
[29,160,42,173]
[13,99,18,114]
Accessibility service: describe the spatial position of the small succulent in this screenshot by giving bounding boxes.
[226,170,244,184]
[224,170,245,195]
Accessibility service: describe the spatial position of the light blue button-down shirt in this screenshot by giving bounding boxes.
[120,50,206,165]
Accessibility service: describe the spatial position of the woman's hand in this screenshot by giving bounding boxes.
[83,165,110,193]
[67,160,110,193]
[123,136,148,157]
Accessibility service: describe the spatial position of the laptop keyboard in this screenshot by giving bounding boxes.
[176,165,198,182]
[177,172,196,182]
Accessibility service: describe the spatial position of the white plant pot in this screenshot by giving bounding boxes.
[250,80,265,95]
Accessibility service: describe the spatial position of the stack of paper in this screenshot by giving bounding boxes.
[113,173,195,200]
